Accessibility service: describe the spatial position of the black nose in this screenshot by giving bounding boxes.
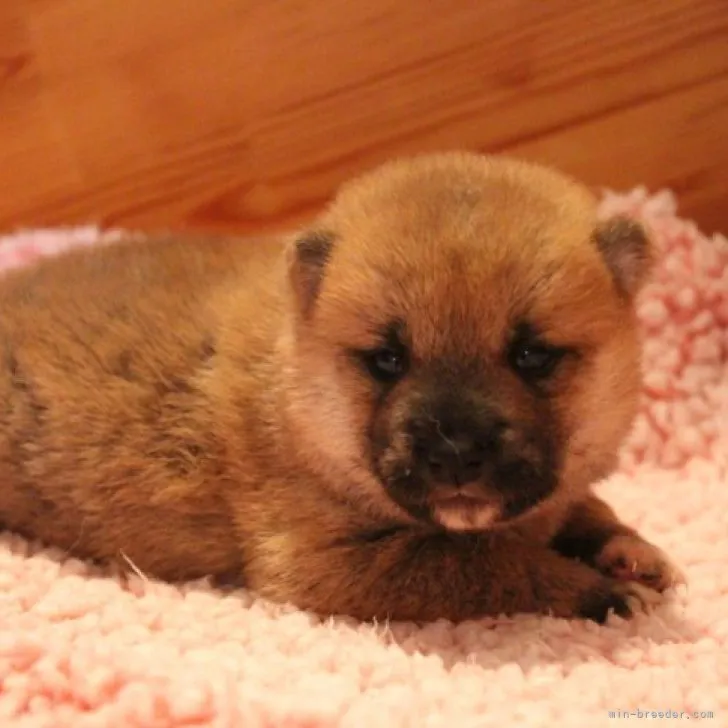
[419,434,488,485]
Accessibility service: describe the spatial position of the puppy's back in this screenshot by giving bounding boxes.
[0,233,281,578]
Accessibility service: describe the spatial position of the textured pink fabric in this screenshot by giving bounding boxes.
[0,194,726,727]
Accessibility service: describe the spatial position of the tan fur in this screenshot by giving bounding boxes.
[0,152,679,623]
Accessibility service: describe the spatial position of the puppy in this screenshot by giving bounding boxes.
[0,152,683,624]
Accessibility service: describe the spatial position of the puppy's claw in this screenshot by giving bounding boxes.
[579,579,662,624]
[623,580,663,612]
[595,533,686,593]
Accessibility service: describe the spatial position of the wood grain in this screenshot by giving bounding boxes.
[1,0,727,236]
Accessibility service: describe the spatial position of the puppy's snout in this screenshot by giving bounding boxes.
[406,393,508,487]
[422,434,487,485]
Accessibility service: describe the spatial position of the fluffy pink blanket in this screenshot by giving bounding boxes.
[0,191,726,727]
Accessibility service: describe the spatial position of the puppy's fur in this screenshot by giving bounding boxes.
[0,152,682,624]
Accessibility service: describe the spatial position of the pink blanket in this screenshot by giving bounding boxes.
[1,191,726,727]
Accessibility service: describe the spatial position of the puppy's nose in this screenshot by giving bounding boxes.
[421,434,487,485]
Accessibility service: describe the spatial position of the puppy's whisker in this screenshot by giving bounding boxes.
[426,413,461,458]
[61,517,88,560]
[119,550,149,583]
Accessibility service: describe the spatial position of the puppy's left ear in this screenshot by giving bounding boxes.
[287,229,335,316]
[593,216,655,298]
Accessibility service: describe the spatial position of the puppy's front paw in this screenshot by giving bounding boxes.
[595,533,686,593]
[579,579,662,624]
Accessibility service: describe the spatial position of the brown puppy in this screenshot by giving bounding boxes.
[0,152,683,624]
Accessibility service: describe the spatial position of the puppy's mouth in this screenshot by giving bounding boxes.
[380,466,556,532]
[382,473,506,532]
[428,485,502,532]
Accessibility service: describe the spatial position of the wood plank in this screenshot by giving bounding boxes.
[0,3,82,220]
[1,0,726,234]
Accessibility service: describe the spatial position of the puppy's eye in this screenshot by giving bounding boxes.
[509,341,564,381]
[363,346,408,383]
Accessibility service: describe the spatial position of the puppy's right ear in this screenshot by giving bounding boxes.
[593,216,655,299]
[287,230,335,316]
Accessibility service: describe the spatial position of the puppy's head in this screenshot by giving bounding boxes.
[282,152,654,531]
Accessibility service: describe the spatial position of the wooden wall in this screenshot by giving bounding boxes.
[1,0,727,237]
